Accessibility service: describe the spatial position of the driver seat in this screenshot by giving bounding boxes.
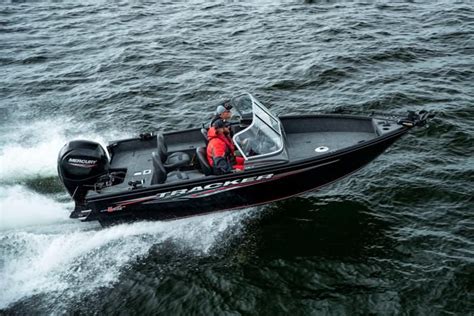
[200,127,209,144]
[196,147,212,176]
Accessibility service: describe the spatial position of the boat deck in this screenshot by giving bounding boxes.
[285,131,376,160]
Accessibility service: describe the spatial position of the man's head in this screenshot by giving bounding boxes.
[216,101,233,121]
[212,119,230,134]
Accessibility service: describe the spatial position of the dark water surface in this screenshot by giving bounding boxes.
[1,1,473,315]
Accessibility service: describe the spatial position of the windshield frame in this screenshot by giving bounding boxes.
[232,94,285,161]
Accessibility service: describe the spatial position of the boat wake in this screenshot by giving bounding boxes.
[0,119,119,182]
[0,186,72,231]
[0,202,255,310]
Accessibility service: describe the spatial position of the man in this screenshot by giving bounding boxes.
[207,119,244,174]
[209,99,233,128]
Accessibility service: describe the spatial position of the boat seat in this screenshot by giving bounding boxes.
[157,133,190,171]
[152,151,190,184]
[151,152,167,184]
[200,127,208,144]
[196,147,213,176]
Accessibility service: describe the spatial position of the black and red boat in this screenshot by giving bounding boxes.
[58,93,433,226]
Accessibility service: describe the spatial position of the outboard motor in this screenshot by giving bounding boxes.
[58,140,109,217]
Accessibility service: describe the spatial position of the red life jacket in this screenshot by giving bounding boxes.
[206,127,233,167]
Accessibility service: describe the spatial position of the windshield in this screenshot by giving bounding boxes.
[230,94,253,119]
[232,94,284,160]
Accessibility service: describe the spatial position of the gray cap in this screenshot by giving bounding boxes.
[216,105,228,115]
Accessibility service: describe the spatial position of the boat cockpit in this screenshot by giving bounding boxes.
[86,94,289,195]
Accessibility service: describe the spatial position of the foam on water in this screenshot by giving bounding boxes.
[0,186,71,231]
[0,119,126,182]
[0,121,65,180]
[0,209,254,310]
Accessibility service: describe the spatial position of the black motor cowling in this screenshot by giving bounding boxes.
[58,140,109,211]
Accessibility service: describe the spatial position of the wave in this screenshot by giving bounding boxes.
[0,185,71,231]
[0,119,129,183]
[0,208,256,310]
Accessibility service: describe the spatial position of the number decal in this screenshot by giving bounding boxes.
[133,169,152,176]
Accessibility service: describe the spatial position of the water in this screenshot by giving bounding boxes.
[1,1,473,314]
